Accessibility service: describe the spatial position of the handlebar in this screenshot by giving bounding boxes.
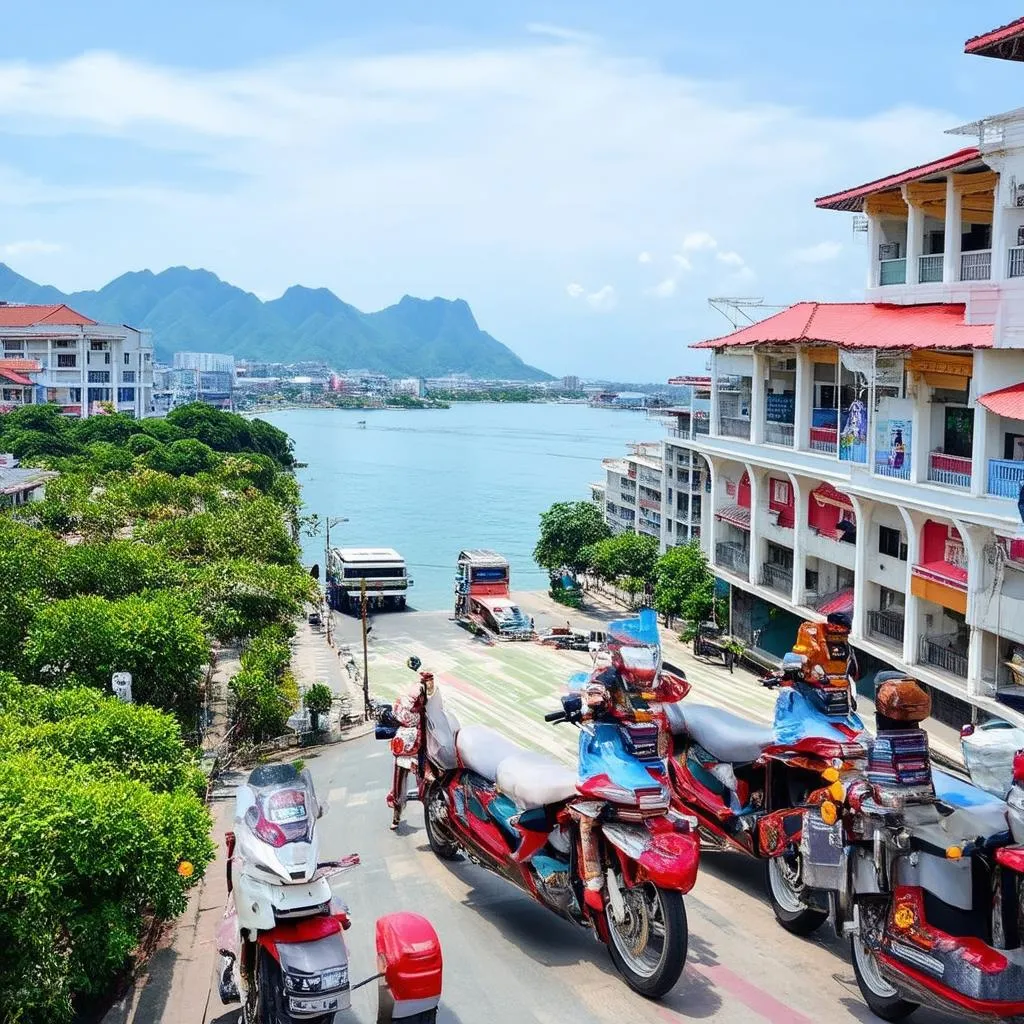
[544,710,566,723]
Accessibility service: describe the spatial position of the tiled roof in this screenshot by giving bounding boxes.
[0,466,58,495]
[815,148,982,212]
[979,381,1024,420]
[0,358,42,372]
[965,17,1024,60]
[0,368,33,385]
[0,303,96,327]
[691,302,991,352]
[714,504,751,529]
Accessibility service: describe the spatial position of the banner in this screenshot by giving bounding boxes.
[839,398,868,463]
[875,397,912,475]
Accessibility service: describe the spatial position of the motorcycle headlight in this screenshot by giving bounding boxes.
[284,972,322,992]
[320,966,347,990]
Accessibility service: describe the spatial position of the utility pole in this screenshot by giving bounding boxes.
[360,577,370,719]
[323,516,348,647]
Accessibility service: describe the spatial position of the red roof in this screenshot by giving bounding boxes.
[912,561,968,591]
[979,381,1024,420]
[965,17,1024,60]
[0,368,33,386]
[692,302,991,351]
[714,504,751,530]
[0,358,41,372]
[0,303,95,327]
[817,588,854,616]
[810,482,854,510]
[815,147,982,212]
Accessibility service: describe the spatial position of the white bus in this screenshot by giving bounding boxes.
[326,547,412,613]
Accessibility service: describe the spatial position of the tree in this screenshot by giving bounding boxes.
[146,438,220,477]
[654,541,718,628]
[533,501,611,576]
[587,533,659,587]
[304,683,333,733]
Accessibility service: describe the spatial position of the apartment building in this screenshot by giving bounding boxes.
[681,18,1024,727]
[595,442,664,541]
[0,303,153,418]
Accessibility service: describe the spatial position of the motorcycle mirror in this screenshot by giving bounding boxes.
[781,652,805,675]
[562,693,583,716]
[407,656,422,671]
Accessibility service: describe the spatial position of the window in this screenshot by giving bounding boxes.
[878,526,907,560]
[90,341,105,351]
[805,569,819,592]
[124,353,131,365]
[87,371,111,383]
[69,388,81,402]
[122,370,136,383]
[57,354,77,368]
[87,387,111,403]
[771,479,790,504]
[943,406,974,459]
[117,387,135,403]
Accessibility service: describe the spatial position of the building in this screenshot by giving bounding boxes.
[562,375,581,391]
[659,377,713,551]
[174,352,236,375]
[0,303,153,418]
[599,442,663,541]
[0,357,42,411]
[390,377,423,397]
[0,462,58,507]
[677,17,1024,727]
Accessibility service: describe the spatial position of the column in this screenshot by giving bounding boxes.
[850,496,874,642]
[866,214,881,289]
[953,520,990,700]
[709,351,721,439]
[794,350,811,452]
[971,402,988,498]
[746,463,763,585]
[991,174,1008,284]
[898,508,924,666]
[943,177,962,284]
[750,352,766,445]
[967,627,985,698]
[909,373,929,484]
[706,459,719,563]
[789,474,807,609]
[902,189,923,285]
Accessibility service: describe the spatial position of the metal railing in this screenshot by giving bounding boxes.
[1010,246,1024,279]
[989,458,1024,498]
[719,416,751,440]
[694,418,710,435]
[867,609,904,646]
[764,421,795,447]
[918,254,943,283]
[879,258,906,286]
[920,634,968,680]
[619,491,635,504]
[715,542,749,577]
[927,450,972,489]
[961,249,992,281]
[809,425,838,454]
[760,562,793,594]
[874,454,911,480]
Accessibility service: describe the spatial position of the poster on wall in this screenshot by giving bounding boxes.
[875,397,913,475]
[839,399,868,463]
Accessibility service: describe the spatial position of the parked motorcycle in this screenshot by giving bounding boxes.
[216,762,443,1023]
[378,613,699,999]
[802,671,1022,1021]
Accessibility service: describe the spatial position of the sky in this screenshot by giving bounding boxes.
[0,1,1021,379]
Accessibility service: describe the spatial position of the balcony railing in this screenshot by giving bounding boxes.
[927,450,972,489]
[879,258,906,286]
[874,453,911,480]
[961,249,992,282]
[867,608,904,646]
[809,425,838,454]
[715,542,749,578]
[760,562,793,595]
[918,254,943,283]
[989,458,1024,499]
[639,497,661,512]
[920,633,968,680]
[764,421,794,447]
[619,492,635,505]
[719,416,751,440]
[694,418,710,435]
[1009,246,1024,279]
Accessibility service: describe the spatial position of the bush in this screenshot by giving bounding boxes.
[304,683,333,732]
[230,668,292,742]
[146,438,220,477]
[126,432,162,456]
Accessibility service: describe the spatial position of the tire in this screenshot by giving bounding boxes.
[606,884,688,999]
[423,782,460,860]
[250,947,333,1024]
[850,932,918,1021]
[765,857,828,937]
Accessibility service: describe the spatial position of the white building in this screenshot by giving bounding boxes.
[174,351,235,375]
[676,17,1024,728]
[390,377,423,397]
[599,442,663,541]
[0,303,153,418]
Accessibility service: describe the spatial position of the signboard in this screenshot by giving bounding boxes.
[765,392,795,424]
[111,672,133,703]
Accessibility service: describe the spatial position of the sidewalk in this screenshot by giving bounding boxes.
[290,608,367,730]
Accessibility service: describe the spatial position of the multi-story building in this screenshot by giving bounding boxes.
[0,303,153,418]
[659,376,713,552]
[598,443,663,541]
[174,351,236,375]
[679,17,1024,727]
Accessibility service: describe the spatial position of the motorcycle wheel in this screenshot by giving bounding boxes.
[850,932,918,1021]
[605,883,688,999]
[246,947,334,1024]
[423,782,460,861]
[765,857,827,936]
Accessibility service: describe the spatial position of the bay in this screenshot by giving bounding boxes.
[261,403,653,611]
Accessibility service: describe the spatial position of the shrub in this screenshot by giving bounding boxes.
[126,432,162,456]
[230,668,292,742]
[304,683,333,732]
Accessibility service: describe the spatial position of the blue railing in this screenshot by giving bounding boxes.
[879,258,906,286]
[874,454,911,480]
[988,458,1024,498]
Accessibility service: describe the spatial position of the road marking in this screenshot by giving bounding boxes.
[328,787,347,802]
[688,963,816,1024]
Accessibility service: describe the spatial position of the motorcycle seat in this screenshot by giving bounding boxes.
[456,724,523,781]
[497,752,579,810]
[665,703,774,764]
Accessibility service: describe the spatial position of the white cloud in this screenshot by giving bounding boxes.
[791,240,843,264]
[637,250,652,263]
[646,278,676,298]
[586,285,617,311]
[716,250,745,268]
[672,254,692,271]
[565,282,585,298]
[1,240,62,256]
[681,231,718,252]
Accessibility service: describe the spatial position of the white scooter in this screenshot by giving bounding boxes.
[217,762,443,1023]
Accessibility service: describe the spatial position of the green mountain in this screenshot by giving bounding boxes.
[0,264,551,380]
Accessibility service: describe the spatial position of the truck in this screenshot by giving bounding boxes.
[326,547,412,613]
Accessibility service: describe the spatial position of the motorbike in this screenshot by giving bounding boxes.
[378,611,699,999]
[216,762,443,1023]
[802,671,1023,1022]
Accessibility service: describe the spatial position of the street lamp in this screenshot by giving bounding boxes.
[324,516,348,645]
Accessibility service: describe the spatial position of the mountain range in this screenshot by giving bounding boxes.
[0,264,551,380]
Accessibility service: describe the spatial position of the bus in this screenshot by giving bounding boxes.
[326,547,412,613]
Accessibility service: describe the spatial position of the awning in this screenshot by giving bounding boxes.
[912,560,968,590]
[810,482,854,511]
[979,381,1024,420]
[817,588,854,616]
[0,368,33,386]
[714,504,751,530]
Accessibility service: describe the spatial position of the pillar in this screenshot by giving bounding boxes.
[707,458,719,564]
[902,189,923,285]
[794,350,811,452]
[909,372,930,484]
[866,214,881,289]
[943,177,962,285]
[971,402,989,498]
[750,352,766,445]
[850,496,874,642]
[746,463,763,584]
[967,627,985,698]
[789,473,807,609]
[709,350,721,439]
[991,174,1008,284]
[898,507,925,666]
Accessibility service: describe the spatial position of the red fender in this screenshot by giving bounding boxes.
[257,915,342,962]
[375,912,443,1003]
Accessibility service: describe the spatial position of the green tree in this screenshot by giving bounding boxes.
[587,533,659,587]
[146,438,220,476]
[304,683,333,733]
[533,501,611,576]
[230,668,292,742]
[126,432,162,456]
[654,541,718,628]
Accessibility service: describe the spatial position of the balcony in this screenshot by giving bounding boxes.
[764,421,794,447]
[920,633,968,680]
[918,254,943,283]
[1010,246,1024,279]
[874,453,911,481]
[927,450,972,489]
[619,491,636,505]
[694,418,710,436]
[867,608,905,647]
[879,258,906,286]
[719,416,751,440]
[760,562,793,595]
[809,426,838,455]
[639,497,661,512]
[715,542,749,578]
[988,458,1024,499]
[960,249,991,282]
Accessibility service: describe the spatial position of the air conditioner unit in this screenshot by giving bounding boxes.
[878,242,900,260]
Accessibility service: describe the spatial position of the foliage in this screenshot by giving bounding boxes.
[304,683,334,732]
[533,500,611,575]
[167,403,294,467]
[126,431,162,456]
[654,541,718,626]
[584,532,659,587]
[230,668,292,742]
[550,585,583,609]
[146,437,220,476]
